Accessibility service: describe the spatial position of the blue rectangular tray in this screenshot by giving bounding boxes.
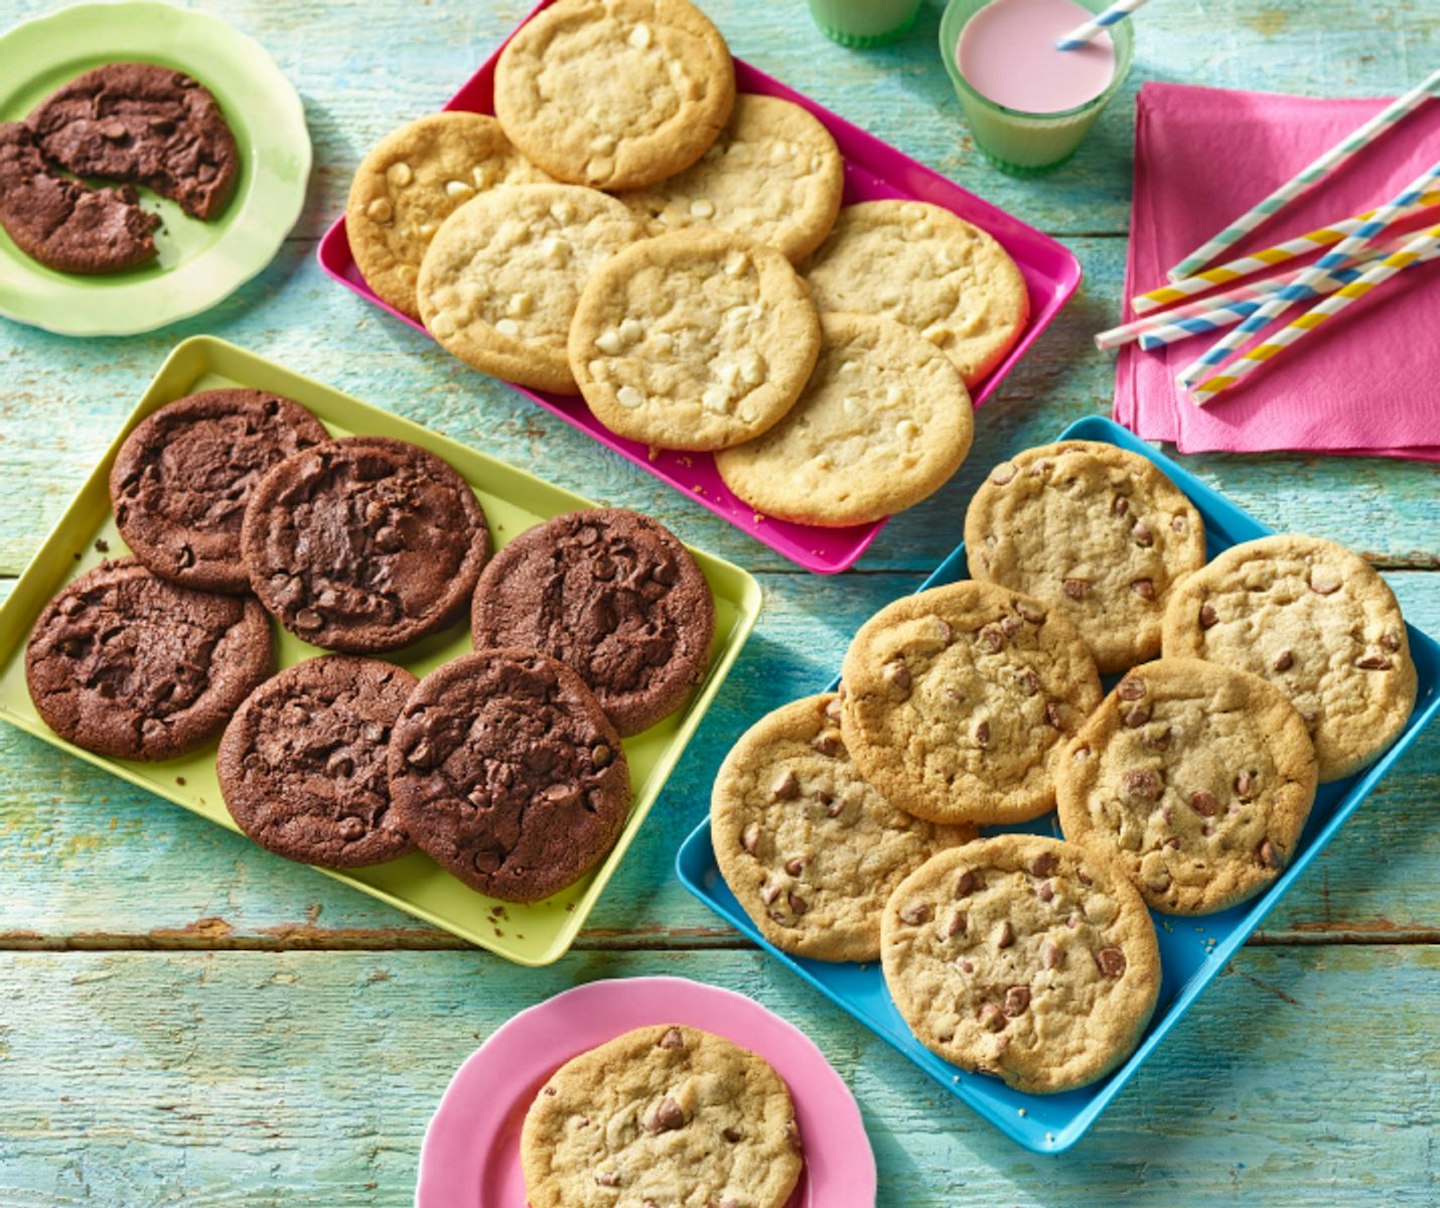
[677,415,1440,1154]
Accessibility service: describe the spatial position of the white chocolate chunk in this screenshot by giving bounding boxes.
[629,22,653,49]
[495,318,520,337]
[689,198,716,218]
[366,198,393,223]
[445,180,475,201]
[386,161,413,187]
[616,385,645,409]
[595,329,624,355]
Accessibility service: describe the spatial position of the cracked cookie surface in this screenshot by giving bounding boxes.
[387,649,630,902]
[241,436,489,654]
[571,229,821,451]
[840,580,1101,825]
[521,1024,803,1208]
[417,183,646,394]
[714,312,974,527]
[1160,534,1417,781]
[1057,658,1317,915]
[218,655,417,868]
[712,693,976,962]
[964,441,1206,674]
[470,508,714,737]
[881,836,1161,1093]
[801,200,1029,388]
[617,92,842,262]
[494,0,735,190]
[346,111,553,320]
[26,558,274,761]
[111,390,329,594]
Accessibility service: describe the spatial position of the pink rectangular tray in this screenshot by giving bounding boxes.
[317,0,1082,573]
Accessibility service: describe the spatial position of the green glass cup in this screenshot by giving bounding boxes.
[939,0,1135,175]
[806,0,924,47]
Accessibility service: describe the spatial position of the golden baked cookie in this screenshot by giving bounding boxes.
[346,111,552,319]
[714,312,974,527]
[802,199,1030,387]
[964,441,1206,674]
[840,580,1102,825]
[520,1024,803,1208]
[494,0,735,190]
[1161,534,1417,782]
[712,693,976,963]
[416,183,646,394]
[617,92,843,262]
[1057,659,1318,915]
[881,836,1162,1094]
[570,229,821,450]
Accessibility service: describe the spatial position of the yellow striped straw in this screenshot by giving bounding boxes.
[1132,192,1440,315]
[1188,223,1440,406]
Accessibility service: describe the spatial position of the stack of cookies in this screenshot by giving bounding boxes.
[26,386,718,906]
[713,437,1419,1094]
[345,0,1032,528]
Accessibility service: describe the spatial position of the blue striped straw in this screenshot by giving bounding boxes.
[1177,157,1440,390]
[1056,0,1150,50]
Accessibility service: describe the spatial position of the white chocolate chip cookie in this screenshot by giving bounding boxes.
[802,200,1030,387]
[1161,534,1417,782]
[712,693,976,963]
[964,441,1207,674]
[1057,659,1318,915]
[570,229,822,451]
[346,111,553,319]
[714,312,975,527]
[521,1024,803,1208]
[840,580,1102,825]
[617,92,844,262]
[494,0,735,190]
[416,183,646,394]
[881,836,1161,1094]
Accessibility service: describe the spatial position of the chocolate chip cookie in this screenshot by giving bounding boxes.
[881,836,1161,1094]
[1161,534,1417,782]
[111,390,329,594]
[964,441,1206,674]
[241,436,489,654]
[470,508,714,737]
[387,649,630,902]
[840,581,1102,826]
[0,121,159,274]
[29,62,239,220]
[521,1024,803,1208]
[1057,659,1318,915]
[25,558,274,761]
[712,693,976,962]
[217,655,418,868]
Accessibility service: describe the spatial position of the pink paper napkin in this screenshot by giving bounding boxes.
[1117,82,1440,461]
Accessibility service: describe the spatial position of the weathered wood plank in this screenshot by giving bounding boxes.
[0,945,1436,1206]
[3,574,1435,948]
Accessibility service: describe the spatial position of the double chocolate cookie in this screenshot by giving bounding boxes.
[0,122,159,274]
[387,649,631,903]
[241,436,489,654]
[111,390,329,593]
[470,508,714,736]
[29,62,239,221]
[25,558,273,761]
[218,655,417,868]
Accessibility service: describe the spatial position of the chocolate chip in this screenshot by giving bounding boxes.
[1309,569,1342,595]
[1235,771,1255,800]
[1077,869,1093,886]
[1004,985,1031,1016]
[338,817,366,841]
[1095,947,1127,978]
[473,848,502,874]
[1045,701,1065,730]
[784,856,809,877]
[1032,851,1059,877]
[787,891,809,915]
[979,625,1005,653]
[1189,790,1220,817]
[1000,614,1023,638]
[1258,839,1279,868]
[1117,676,1147,701]
[591,743,613,770]
[996,920,1015,949]
[741,824,760,855]
[954,870,977,897]
[1124,704,1151,728]
[658,1027,684,1049]
[1143,726,1171,750]
[771,768,800,799]
[1132,578,1156,601]
[100,121,128,140]
[944,910,967,938]
[406,738,434,767]
[647,1097,686,1132]
[812,732,843,757]
[899,901,931,926]
[884,661,911,691]
[576,525,599,546]
[990,463,1017,485]
[1062,578,1091,600]
[294,607,324,630]
[1132,522,1154,547]
[1172,514,1188,533]
[974,720,990,748]
[1036,880,1054,902]
[1019,668,1041,696]
[1273,649,1294,672]
[1043,942,1061,970]
[722,1127,743,1143]
[957,958,975,973]
[824,697,843,723]
[651,559,679,586]
[1124,769,1159,800]
[1015,600,1046,624]
[932,618,954,644]
[542,1086,556,1095]
[594,1171,621,1188]
[1112,496,1129,516]
[825,797,845,819]
[1355,653,1393,670]
[1199,603,1218,629]
[978,1002,1007,1031]
[760,880,782,905]
[325,752,354,778]
[1380,631,1402,652]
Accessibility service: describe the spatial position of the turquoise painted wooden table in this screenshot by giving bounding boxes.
[2,1,1437,1203]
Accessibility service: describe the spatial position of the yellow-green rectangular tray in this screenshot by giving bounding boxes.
[0,336,762,966]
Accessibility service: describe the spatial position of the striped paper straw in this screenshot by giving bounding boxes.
[1056,0,1148,50]
[1188,224,1440,404]
[1132,192,1440,314]
[1177,157,1440,391]
[1166,67,1440,280]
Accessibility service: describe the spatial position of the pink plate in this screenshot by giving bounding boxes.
[318,0,1082,573]
[415,976,877,1208]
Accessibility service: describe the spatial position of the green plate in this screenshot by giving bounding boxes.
[0,336,763,966]
[0,3,310,336]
